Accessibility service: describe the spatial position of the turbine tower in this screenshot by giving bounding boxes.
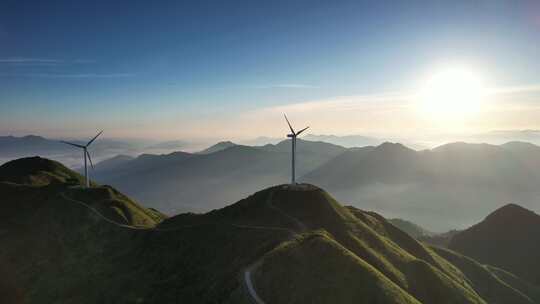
[284,114,309,184]
[61,131,103,188]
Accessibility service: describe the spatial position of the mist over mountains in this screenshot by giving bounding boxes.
[0,135,143,167]
[92,140,346,213]
[302,134,382,147]
[87,138,540,232]
[0,135,213,167]
[6,129,540,163]
[303,141,540,231]
[5,133,540,231]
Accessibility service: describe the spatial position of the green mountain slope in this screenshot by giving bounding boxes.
[255,231,422,304]
[1,157,538,303]
[449,203,540,286]
[433,246,540,304]
[0,163,162,303]
[0,156,86,186]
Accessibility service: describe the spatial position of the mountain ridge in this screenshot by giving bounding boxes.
[93,139,347,213]
[449,203,540,285]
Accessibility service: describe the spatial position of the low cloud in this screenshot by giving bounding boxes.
[202,83,540,139]
[7,80,540,142]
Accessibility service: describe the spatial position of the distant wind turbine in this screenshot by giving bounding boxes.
[60,131,103,188]
[284,114,309,184]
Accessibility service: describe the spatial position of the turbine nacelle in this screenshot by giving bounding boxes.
[284,114,309,135]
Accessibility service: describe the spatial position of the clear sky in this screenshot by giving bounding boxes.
[1,0,540,141]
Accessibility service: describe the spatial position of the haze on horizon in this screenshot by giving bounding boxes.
[2,1,540,144]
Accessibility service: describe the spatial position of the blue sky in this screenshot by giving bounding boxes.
[1,0,540,140]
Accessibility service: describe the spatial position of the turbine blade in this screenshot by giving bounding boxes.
[86,150,94,170]
[60,140,85,148]
[284,114,295,134]
[86,130,103,146]
[296,126,309,136]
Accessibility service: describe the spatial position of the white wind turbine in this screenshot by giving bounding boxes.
[284,114,309,184]
[61,131,103,188]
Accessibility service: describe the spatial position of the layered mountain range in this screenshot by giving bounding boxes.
[4,134,540,231]
[92,140,540,231]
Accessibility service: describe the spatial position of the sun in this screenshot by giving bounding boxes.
[416,66,487,121]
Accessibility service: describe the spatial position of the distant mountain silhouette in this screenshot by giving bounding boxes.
[449,203,540,285]
[197,141,237,154]
[239,136,282,146]
[303,133,382,147]
[470,130,540,145]
[418,230,460,248]
[19,137,540,232]
[302,141,540,231]
[145,139,191,150]
[92,154,134,171]
[2,158,539,303]
[93,139,346,213]
[388,218,434,238]
[0,135,144,168]
[0,135,68,157]
[303,142,419,188]
[93,151,193,180]
[259,138,345,155]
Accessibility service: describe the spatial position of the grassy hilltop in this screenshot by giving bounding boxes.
[1,157,539,303]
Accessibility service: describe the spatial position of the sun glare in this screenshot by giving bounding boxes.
[417,66,487,122]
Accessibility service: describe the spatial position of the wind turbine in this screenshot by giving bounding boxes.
[284,114,309,184]
[61,131,103,188]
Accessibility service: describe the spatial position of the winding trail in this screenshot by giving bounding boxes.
[244,261,266,304]
[242,190,307,304]
[60,193,150,230]
[60,192,295,233]
[60,189,305,304]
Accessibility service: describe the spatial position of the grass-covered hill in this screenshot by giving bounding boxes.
[0,156,86,186]
[1,157,539,303]
[449,203,540,286]
[0,157,165,303]
[247,186,540,304]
